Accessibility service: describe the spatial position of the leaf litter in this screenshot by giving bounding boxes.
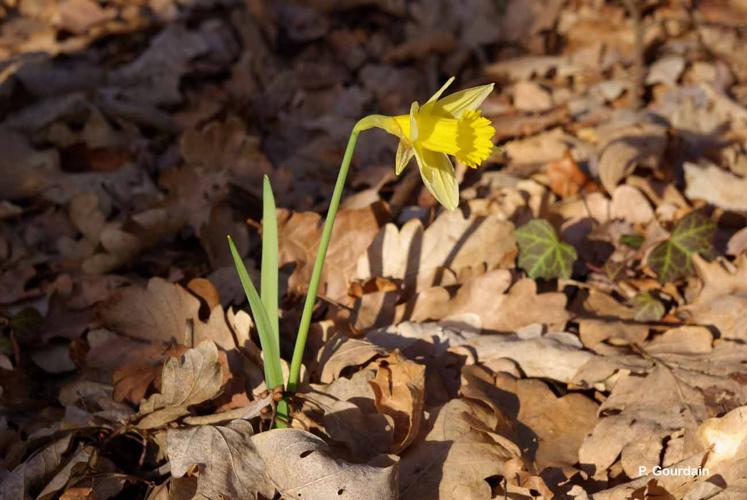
[2,0,747,499]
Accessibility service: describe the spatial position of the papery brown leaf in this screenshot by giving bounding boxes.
[368,351,425,453]
[278,202,389,302]
[356,210,516,294]
[682,255,747,341]
[167,419,273,500]
[406,272,570,332]
[98,277,247,351]
[252,428,398,500]
[136,341,225,429]
[316,335,387,384]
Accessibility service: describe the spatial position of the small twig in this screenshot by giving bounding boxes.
[622,0,647,109]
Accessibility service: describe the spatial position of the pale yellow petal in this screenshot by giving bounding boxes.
[354,114,402,138]
[408,101,419,142]
[395,141,414,175]
[413,146,458,210]
[426,76,456,104]
[434,83,494,118]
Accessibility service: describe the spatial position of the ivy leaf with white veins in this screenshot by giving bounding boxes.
[515,219,577,279]
[647,211,716,284]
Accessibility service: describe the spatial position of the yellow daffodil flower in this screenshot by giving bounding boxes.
[357,77,495,210]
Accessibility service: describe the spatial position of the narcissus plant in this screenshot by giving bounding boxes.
[229,78,496,426]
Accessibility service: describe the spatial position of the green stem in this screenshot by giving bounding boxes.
[286,122,368,392]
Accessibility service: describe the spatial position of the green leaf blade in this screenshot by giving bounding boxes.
[647,211,715,283]
[260,175,280,356]
[227,235,283,390]
[515,219,577,280]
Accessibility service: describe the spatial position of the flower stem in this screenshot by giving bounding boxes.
[286,123,364,392]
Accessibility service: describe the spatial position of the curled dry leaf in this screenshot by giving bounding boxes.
[167,419,273,500]
[137,341,225,429]
[279,202,388,302]
[300,369,395,462]
[0,435,72,500]
[399,396,541,499]
[252,428,399,500]
[699,405,747,470]
[596,120,668,193]
[682,255,747,341]
[368,351,425,454]
[684,161,747,212]
[316,335,387,384]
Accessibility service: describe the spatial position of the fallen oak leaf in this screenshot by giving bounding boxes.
[112,344,189,405]
[681,255,747,341]
[368,351,425,454]
[316,334,388,384]
[356,210,516,293]
[136,341,224,429]
[278,202,388,302]
[167,419,273,500]
[252,428,399,500]
[98,277,248,352]
[405,272,570,333]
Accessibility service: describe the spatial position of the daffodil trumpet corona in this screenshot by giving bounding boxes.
[287,78,495,392]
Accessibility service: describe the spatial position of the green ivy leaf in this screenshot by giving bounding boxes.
[619,233,644,250]
[515,219,577,279]
[647,211,716,284]
[9,307,43,343]
[631,292,665,322]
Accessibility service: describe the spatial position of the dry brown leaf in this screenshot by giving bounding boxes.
[684,161,747,211]
[682,255,747,341]
[136,341,225,429]
[300,370,395,462]
[356,210,516,293]
[279,202,388,302]
[545,152,588,198]
[610,184,654,224]
[0,435,72,499]
[407,273,570,333]
[167,419,273,500]
[575,339,747,479]
[316,335,387,384]
[368,351,425,454]
[112,344,190,405]
[463,330,594,384]
[399,396,542,499]
[512,81,554,112]
[596,120,668,193]
[252,428,399,500]
[578,318,649,350]
[98,277,246,351]
[495,374,599,470]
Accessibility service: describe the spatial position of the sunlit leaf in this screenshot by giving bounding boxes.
[261,175,280,355]
[228,236,283,390]
[647,211,716,284]
[515,219,577,279]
